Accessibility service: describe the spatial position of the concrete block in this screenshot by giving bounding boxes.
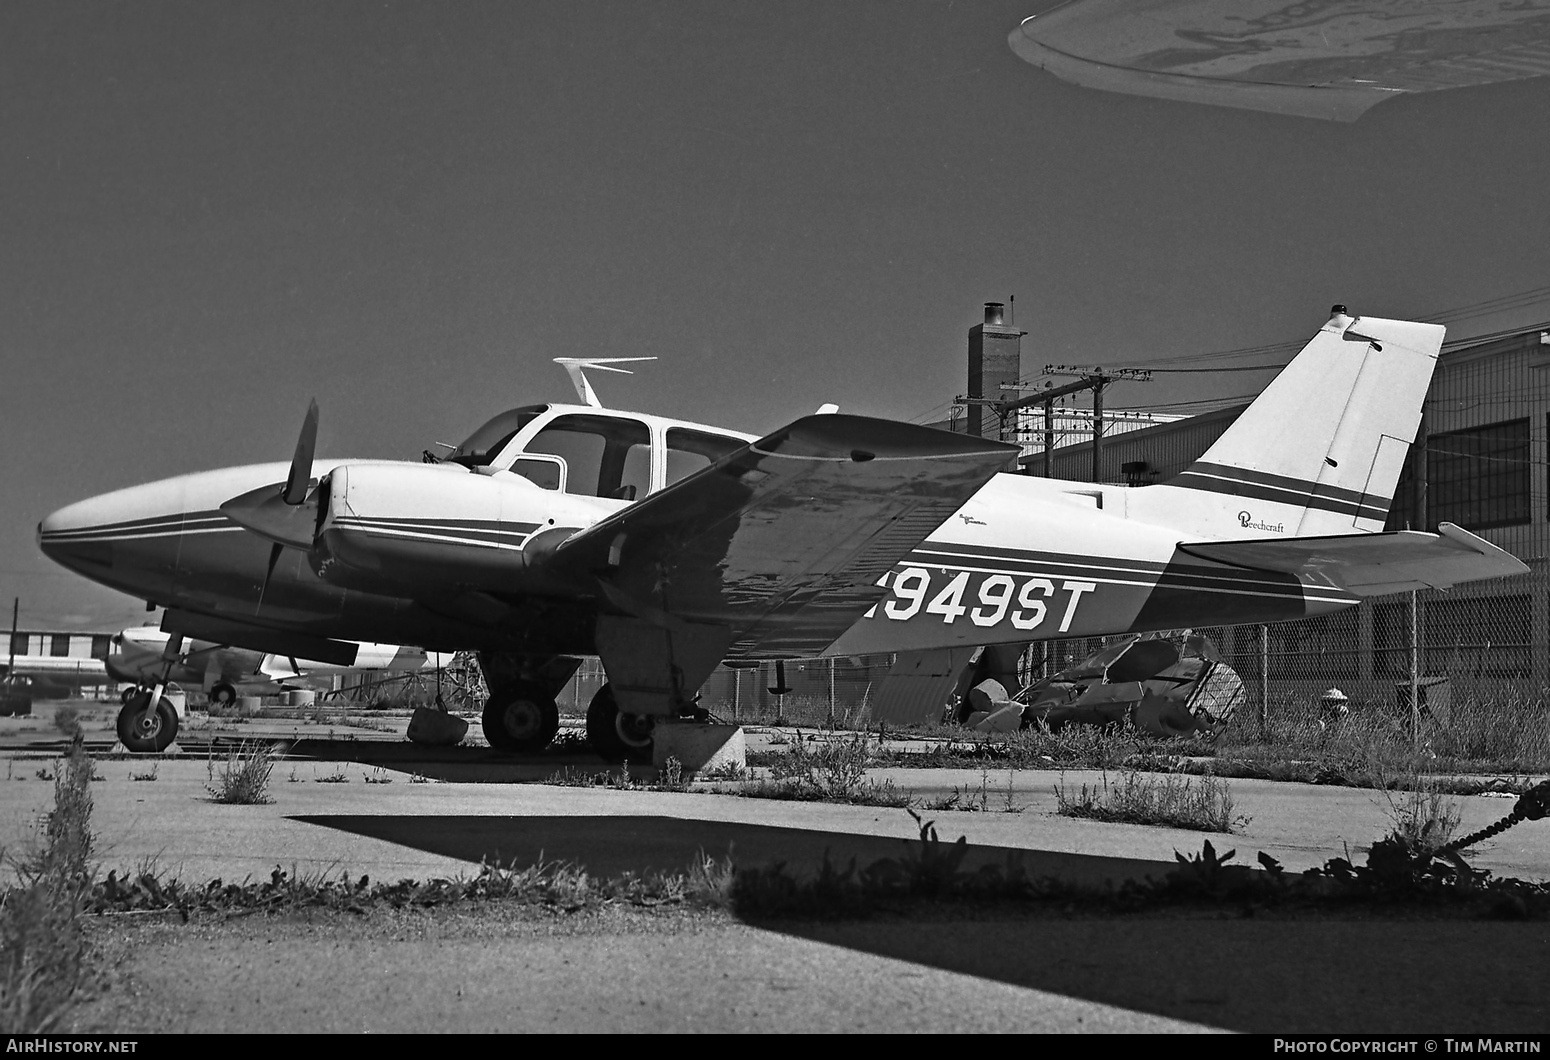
[652,721,745,775]
[286,689,317,708]
[236,695,264,718]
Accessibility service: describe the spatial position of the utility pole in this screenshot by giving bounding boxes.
[963,366,1151,481]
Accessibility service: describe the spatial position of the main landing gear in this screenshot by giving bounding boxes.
[116,689,179,753]
[208,682,237,711]
[481,682,560,753]
[585,683,655,763]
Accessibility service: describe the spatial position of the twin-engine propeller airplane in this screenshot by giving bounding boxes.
[40,308,1527,756]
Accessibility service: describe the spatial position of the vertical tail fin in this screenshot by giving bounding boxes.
[1164,307,1443,537]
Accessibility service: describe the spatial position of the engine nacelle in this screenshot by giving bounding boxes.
[310,462,601,594]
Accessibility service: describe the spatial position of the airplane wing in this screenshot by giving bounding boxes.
[548,414,1018,657]
[1177,523,1529,597]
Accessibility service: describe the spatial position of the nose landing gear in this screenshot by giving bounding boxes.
[116,689,179,753]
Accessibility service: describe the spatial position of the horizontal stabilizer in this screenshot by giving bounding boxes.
[1177,523,1528,596]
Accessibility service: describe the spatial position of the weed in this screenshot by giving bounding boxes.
[699,759,749,781]
[1379,780,1463,854]
[129,765,158,782]
[656,756,685,791]
[362,768,393,785]
[768,731,872,796]
[34,768,52,782]
[925,771,990,812]
[206,743,276,805]
[546,730,591,753]
[1002,770,1022,813]
[1054,769,1249,833]
[314,768,350,784]
[0,741,98,1032]
[51,706,80,740]
[287,768,301,783]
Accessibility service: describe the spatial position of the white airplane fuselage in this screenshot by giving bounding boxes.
[38,410,1355,664]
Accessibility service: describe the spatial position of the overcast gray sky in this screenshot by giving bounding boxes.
[5,0,1550,630]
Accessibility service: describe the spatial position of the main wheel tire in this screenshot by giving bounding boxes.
[481,683,559,753]
[116,691,179,753]
[585,684,655,763]
[209,682,237,710]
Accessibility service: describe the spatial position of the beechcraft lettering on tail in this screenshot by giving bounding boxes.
[39,309,1527,756]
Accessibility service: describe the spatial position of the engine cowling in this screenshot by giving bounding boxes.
[309,462,599,594]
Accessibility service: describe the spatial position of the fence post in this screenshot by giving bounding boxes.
[1410,589,1420,751]
[827,658,836,729]
[1257,624,1268,737]
[732,668,740,724]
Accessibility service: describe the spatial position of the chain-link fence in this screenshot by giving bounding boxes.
[547,571,1548,735]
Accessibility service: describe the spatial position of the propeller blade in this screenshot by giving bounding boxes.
[283,400,320,505]
[256,541,284,614]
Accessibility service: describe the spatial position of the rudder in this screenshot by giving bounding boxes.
[1165,307,1443,537]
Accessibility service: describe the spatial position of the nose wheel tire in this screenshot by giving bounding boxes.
[116,691,179,753]
[481,683,560,753]
[586,684,654,763]
[209,682,237,710]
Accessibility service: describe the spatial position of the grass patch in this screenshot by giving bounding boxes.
[206,743,276,805]
[0,741,100,1031]
[741,731,914,807]
[1378,774,1465,855]
[922,769,1022,813]
[1054,769,1249,833]
[87,852,739,919]
[737,775,914,808]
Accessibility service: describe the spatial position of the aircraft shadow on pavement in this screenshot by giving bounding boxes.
[289,813,1170,883]
[291,813,1550,1033]
[757,916,1549,1034]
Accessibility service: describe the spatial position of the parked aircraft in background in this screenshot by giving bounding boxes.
[0,626,451,719]
[102,626,454,709]
[40,308,1528,755]
[0,655,108,705]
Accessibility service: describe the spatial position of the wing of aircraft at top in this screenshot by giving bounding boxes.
[1008,1,1550,121]
[38,306,1528,758]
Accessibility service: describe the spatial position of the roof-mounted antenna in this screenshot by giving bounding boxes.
[552,357,657,408]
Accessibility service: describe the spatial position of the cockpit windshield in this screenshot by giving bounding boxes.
[447,405,548,468]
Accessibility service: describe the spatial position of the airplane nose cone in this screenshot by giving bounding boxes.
[37,498,117,574]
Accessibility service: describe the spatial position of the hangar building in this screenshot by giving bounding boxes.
[1014,320,1550,715]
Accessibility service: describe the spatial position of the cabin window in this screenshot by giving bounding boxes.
[665,428,744,486]
[90,635,111,660]
[524,414,652,500]
[50,634,70,657]
[510,457,563,491]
